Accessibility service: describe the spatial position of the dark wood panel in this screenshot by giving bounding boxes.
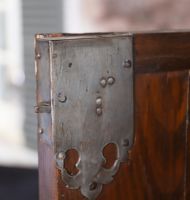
[134,32,190,73]
[128,71,188,200]
[186,71,190,198]
[56,70,188,200]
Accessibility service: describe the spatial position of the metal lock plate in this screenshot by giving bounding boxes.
[50,34,134,199]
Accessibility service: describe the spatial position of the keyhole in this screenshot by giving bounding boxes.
[64,149,79,176]
[102,143,118,169]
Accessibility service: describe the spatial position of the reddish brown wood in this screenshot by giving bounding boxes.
[130,71,188,200]
[134,32,190,73]
[186,71,190,199]
[38,141,58,200]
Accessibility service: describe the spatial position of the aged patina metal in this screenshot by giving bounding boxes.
[122,59,132,68]
[34,101,51,113]
[99,77,107,88]
[37,33,134,200]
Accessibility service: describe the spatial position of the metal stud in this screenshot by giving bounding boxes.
[57,93,67,103]
[96,108,102,116]
[123,139,130,147]
[96,97,102,106]
[100,78,107,88]
[36,53,41,59]
[34,106,40,113]
[57,152,64,160]
[38,128,44,134]
[107,77,115,85]
[123,59,132,68]
[89,182,97,191]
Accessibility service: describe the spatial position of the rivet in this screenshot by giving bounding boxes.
[89,182,97,191]
[96,97,102,106]
[57,152,64,160]
[34,106,40,113]
[36,53,41,59]
[38,128,44,134]
[123,59,132,68]
[57,93,67,103]
[107,77,115,85]
[100,78,107,88]
[123,139,130,147]
[96,108,102,116]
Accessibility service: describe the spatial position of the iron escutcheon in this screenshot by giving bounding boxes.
[49,34,134,199]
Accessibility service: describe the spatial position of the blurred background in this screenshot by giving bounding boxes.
[0,0,190,199]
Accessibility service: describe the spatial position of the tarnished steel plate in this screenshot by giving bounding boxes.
[49,35,134,199]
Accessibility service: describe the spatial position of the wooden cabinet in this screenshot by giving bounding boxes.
[35,32,190,200]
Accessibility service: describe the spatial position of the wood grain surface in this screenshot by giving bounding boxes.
[186,71,190,199]
[134,32,190,74]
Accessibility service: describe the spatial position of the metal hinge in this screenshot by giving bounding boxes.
[48,34,134,199]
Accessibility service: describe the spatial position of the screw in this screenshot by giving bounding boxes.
[96,97,102,106]
[89,182,97,191]
[36,53,41,59]
[107,77,115,85]
[57,152,64,160]
[96,108,102,116]
[34,106,40,113]
[123,139,130,147]
[123,59,132,68]
[38,128,44,134]
[57,93,67,103]
[100,78,107,88]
